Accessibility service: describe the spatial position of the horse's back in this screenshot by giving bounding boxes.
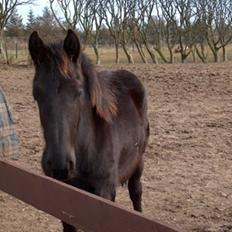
[117,70,147,115]
[99,69,148,118]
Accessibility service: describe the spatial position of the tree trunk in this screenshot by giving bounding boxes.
[4,39,9,65]
[115,43,119,64]
[167,45,174,63]
[92,44,100,64]
[144,42,158,64]
[180,53,186,63]
[139,31,158,64]
[191,48,196,63]
[0,29,7,63]
[121,43,134,64]
[180,49,191,63]
[207,39,220,63]
[134,41,147,63]
[195,44,207,63]
[212,49,219,62]
[222,46,227,62]
[154,47,168,63]
[15,42,18,59]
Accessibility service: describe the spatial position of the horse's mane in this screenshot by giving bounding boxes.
[48,43,118,122]
[80,54,118,122]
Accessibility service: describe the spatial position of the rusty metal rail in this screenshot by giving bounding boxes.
[0,159,182,232]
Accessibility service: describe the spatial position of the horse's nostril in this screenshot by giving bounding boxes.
[47,160,52,168]
[68,160,74,171]
[44,155,75,180]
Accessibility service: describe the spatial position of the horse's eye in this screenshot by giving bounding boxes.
[33,87,45,103]
[57,82,62,94]
[73,89,82,100]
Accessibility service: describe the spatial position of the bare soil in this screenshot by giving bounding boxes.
[0,63,232,232]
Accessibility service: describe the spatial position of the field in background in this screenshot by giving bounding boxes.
[2,43,232,65]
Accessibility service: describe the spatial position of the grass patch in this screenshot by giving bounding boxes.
[1,45,232,65]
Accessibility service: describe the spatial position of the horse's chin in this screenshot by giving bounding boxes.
[43,168,76,182]
[62,173,77,183]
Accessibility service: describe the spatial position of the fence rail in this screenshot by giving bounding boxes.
[0,159,182,232]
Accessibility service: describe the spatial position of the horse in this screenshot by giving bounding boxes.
[29,30,149,232]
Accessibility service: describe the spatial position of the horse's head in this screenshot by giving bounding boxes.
[29,30,83,180]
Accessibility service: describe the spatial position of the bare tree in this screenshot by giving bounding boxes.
[5,8,24,37]
[194,0,232,62]
[101,0,120,63]
[155,0,178,63]
[159,0,195,63]
[0,0,35,63]
[49,0,77,30]
[192,18,208,63]
[133,0,158,63]
[49,0,103,63]
[49,0,94,42]
[102,0,136,64]
[151,4,170,63]
[35,7,64,42]
[49,0,91,34]
[88,0,104,64]
[47,0,232,64]
[129,19,148,63]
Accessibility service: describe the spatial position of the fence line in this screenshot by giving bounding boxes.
[0,159,182,232]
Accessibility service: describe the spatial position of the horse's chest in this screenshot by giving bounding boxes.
[76,149,117,181]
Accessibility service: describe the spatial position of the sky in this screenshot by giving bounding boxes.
[17,0,48,23]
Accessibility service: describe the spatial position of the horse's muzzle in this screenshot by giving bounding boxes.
[43,156,76,181]
[52,168,70,180]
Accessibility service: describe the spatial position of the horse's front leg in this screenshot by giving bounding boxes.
[128,160,144,212]
[61,178,91,232]
[62,221,77,232]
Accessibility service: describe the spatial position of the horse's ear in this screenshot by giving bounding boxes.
[29,31,47,65]
[63,29,81,62]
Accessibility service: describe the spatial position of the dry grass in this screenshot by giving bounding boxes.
[1,44,232,65]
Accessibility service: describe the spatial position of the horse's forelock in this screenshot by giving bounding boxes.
[48,43,71,79]
[58,53,70,79]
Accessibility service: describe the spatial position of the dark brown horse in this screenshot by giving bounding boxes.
[29,30,149,232]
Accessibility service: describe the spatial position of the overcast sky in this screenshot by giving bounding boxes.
[17,0,48,23]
